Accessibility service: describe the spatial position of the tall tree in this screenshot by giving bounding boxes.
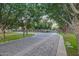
[68,4,79,55]
[0,4,18,39]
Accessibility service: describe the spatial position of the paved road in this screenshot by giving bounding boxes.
[0,33,65,56]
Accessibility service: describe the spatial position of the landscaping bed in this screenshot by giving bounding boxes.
[61,33,78,56]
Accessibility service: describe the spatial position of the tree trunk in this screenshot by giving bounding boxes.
[76,33,79,55]
[74,25,79,55]
[60,24,70,33]
[26,29,28,35]
[72,15,79,55]
[69,3,79,55]
[3,30,6,39]
[22,27,25,37]
[74,21,79,55]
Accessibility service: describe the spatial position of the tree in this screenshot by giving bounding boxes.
[15,4,27,37]
[68,4,79,55]
[0,4,18,39]
[46,3,79,55]
[0,3,28,38]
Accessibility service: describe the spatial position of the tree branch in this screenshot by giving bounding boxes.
[59,16,73,29]
[70,3,79,14]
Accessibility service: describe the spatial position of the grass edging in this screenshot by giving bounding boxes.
[0,34,34,44]
[60,32,78,56]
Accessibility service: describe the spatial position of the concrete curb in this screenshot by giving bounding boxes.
[56,34,67,56]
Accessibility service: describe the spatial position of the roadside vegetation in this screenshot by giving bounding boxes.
[61,32,78,56]
[0,32,33,43]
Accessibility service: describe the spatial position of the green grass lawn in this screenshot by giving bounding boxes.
[0,32,33,43]
[60,32,78,56]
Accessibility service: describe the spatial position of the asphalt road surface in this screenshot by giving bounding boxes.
[0,33,63,56]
